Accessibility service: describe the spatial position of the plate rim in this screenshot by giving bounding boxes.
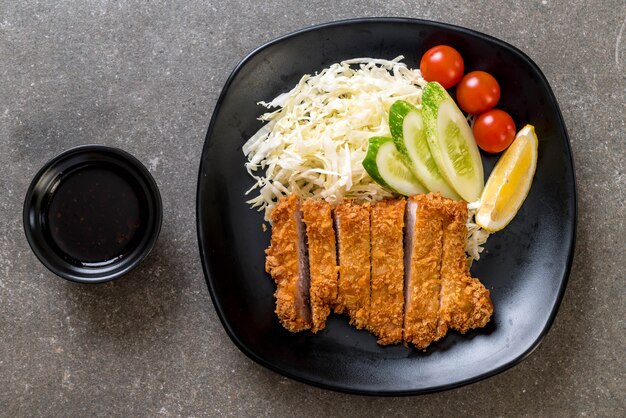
[196,16,577,395]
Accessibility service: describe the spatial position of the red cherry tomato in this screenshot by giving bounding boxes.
[473,109,516,153]
[420,45,464,89]
[456,71,501,114]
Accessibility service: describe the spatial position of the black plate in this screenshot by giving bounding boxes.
[196,18,576,395]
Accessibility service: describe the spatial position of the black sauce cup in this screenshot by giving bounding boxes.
[23,145,163,283]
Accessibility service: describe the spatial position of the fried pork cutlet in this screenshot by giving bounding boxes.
[403,194,446,349]
[265,195,311,332]
[302,199,338,333]
[439,198,493,333]
[265,193,492,346]
[368,199,406,345]
[334,201,371,329]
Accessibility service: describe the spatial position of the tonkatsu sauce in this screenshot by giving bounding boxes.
[45,165,146,266]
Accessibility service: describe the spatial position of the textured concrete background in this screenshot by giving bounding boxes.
[1,0,624,416]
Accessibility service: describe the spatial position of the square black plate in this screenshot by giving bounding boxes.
[196,18,576,395]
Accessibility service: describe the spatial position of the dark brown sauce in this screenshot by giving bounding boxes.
[46,165,146,265]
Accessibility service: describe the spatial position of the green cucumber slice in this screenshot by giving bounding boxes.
[389,100,461,200]
[422,82,484,202]
[363,136,427,196]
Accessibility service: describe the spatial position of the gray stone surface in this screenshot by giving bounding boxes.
[1,0,624,416]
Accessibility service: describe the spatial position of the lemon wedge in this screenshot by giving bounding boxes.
[475,125,538,232]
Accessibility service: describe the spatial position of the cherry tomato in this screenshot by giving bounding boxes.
[473,109,516,153]
[456,71,501,114]
[420,45,464,89]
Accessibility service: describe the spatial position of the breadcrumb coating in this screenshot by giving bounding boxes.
[334,200,371,329]
[265,195,311,332]
[368,199,406,345]
[302,199,338,333]
[439,197,493,334]
[403,194,446,349]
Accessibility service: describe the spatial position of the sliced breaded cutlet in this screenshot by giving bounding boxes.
[265,195,311,332]
[302,199,338,333]
[403,194,446,349]
[368,198,406,345]
[334,200,371,329]
[439,198,493,334]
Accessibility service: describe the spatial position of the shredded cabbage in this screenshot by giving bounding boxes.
[466,200,490,265]
[242,56,426,219]
[242,56,489,262]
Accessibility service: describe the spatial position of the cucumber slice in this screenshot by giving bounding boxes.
[389,100,461,200]
[422,82,484,202]
[363,136,427,196]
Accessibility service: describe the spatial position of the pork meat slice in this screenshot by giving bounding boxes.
[265,195,312,332]
[368,198,406,345]
[302,199,338,333]
[439,198,493,333]
[333,200,371,329]
[403,194,446,349]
